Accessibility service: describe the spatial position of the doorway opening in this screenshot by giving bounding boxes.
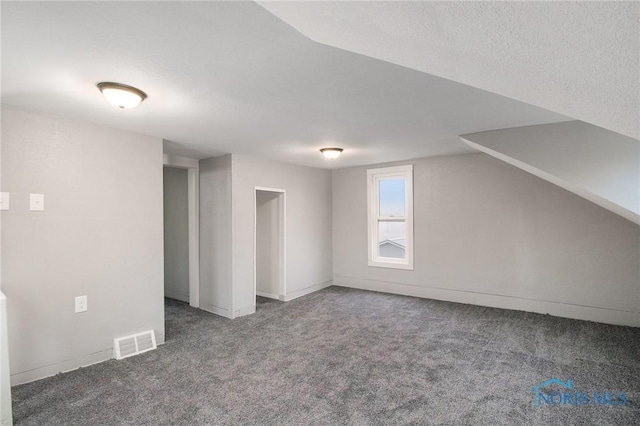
[163,167,190,303]
[162,155,200,309]
[254,187,286,309]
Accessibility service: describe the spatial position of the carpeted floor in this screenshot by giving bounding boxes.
[12,286,640,425]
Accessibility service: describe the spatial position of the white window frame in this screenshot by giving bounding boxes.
[367,164,414,270]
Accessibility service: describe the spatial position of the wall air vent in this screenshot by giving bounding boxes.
[114,330,157,360]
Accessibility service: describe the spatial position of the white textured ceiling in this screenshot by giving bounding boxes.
[2,1,568,168]
[260,1,639,140]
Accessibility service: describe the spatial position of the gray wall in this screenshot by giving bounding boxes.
[1,107,165,385]
[232,154,333,315]
[163,167,190,303]
[256,191,283,298]
[199,155,233,317]
[333,153,640,327]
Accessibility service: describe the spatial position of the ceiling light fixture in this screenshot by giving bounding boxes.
[97,82,147,109]
[320,147,343,159]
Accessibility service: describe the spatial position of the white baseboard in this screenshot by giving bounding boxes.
[333,276,640,328]
[11,331,166,386]
[256,291,279,300]
[200,302,233,319]
[284,280,332,302]
[233,304,256,318]
[156,332,165,345]
[241,281,332,317]
[11,347,114,386]
[164,289,189,303]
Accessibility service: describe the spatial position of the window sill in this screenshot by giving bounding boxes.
[368,260,414,271]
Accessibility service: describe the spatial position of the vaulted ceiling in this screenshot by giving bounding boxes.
[260,1,639,140]
[1,1,577,169]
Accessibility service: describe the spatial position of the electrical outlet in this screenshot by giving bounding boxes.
[30,193,44,211]
[75,295,88,313]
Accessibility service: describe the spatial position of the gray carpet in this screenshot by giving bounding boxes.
[12,286,640,425]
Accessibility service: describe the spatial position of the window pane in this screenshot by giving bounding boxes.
[378,221,406,259]
[379,178,405,217]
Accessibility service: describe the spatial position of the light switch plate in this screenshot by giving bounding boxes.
[0,192,9,211]
[30,193,44,211]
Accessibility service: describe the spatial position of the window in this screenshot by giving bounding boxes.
[367,165,413,270]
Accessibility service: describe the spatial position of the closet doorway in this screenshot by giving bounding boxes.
[254,187,286,305]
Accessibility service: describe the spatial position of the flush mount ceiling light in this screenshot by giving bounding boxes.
[320,147,343,159]
[97,82,147,109]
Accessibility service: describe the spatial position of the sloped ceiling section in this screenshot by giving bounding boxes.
[260,1,639,140]
[460,122,640,225]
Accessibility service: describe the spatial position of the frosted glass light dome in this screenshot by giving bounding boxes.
[320,147,343,159]
[97,82,147,109]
